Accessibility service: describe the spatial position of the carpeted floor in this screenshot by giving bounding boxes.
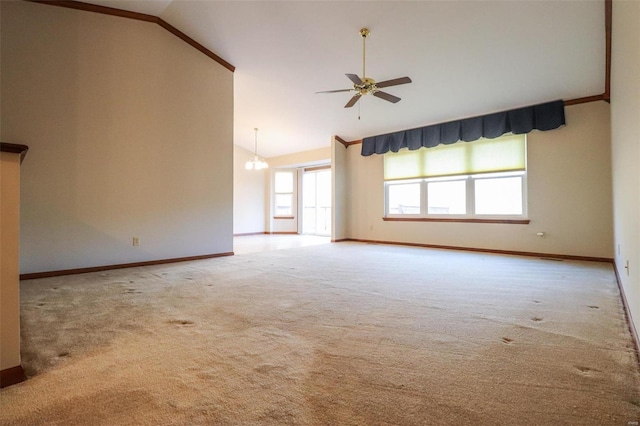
[1,242,639,425]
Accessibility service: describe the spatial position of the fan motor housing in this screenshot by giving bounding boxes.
[355,78,377,95]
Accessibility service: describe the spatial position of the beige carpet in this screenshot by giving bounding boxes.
[1,242,639,425]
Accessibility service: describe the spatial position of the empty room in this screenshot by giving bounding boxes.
[1,0,639,424]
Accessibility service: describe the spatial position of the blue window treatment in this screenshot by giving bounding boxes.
[361,100,565,156]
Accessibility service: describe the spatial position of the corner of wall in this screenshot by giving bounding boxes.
[610,0,640,351]
[331,136,348,241]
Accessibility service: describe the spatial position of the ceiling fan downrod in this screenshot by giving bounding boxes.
[360,28,370,80]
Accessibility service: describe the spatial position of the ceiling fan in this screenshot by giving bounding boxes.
[317,28,412,108]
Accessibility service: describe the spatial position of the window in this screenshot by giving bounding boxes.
[387,181,421,214]
[474,173,523,215]
[274,171,294,216]
[384,135,526,219]
[302,169,332,235]
[427,179,466,214]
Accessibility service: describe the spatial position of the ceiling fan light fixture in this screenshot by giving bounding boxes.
[245,128,268,171]
[315,28,412,109]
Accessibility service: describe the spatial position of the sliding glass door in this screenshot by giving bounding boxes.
[302,169,331,236]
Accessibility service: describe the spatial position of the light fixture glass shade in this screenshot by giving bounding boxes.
[245,155,268,170]
[246,128,268,171]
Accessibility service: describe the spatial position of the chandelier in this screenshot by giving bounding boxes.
[245,127,268,170]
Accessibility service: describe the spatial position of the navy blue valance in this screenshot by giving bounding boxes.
[361,100,565,156]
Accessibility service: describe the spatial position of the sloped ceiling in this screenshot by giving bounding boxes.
[83,1,605,158]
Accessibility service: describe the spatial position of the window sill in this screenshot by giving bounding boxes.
[383,217,530,224]
[273,216,295,220]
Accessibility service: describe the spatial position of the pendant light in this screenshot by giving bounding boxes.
[245,128,268,170]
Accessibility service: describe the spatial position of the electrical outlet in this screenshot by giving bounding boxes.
[133,237,140,247]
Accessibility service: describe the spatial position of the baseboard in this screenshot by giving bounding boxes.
[0,365,26,388]
[338,238,613,263]
[233,232,268,236]
[612,261,640,365]
[331,238,349,243]
[20,252,235,280]
[264,232,299,235]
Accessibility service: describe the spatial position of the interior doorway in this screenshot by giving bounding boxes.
[302,168,332,236]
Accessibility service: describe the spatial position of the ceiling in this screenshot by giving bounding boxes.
[84,1,605,158]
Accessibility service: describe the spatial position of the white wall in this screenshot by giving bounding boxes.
[233,144,266,235]
[345,101,613,259]
[267,147,331,169]
[611,0,639,337]
[1,2,234,274]
[332,138,348,241]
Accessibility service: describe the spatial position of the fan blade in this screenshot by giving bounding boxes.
[344,94,361,108]
[346,74,363,85]
[373,91,401,103]
[315,89,353,94]
[375,76,412,88]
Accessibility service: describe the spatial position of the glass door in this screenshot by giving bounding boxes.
[302,169,331,236]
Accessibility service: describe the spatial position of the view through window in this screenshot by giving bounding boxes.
[274,171,294,216]
[384,134,526,219]
[302,169,332,236]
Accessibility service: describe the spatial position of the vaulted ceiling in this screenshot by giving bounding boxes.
[84,1,606,158]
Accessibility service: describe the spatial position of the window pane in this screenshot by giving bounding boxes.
[303,173,315,207]
[388,183,421,214]
[475,176,523,215]
[427,180,466,214]
[275,171,293,193]
[316,170,332,207]
[303,206,316,233]
[275,194,292,216]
